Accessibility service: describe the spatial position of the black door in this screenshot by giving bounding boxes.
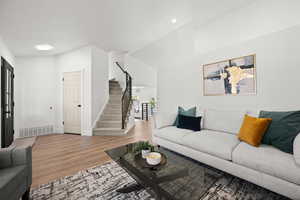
[1,57,14,148]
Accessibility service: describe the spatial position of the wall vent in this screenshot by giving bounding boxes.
[19,125,54,138]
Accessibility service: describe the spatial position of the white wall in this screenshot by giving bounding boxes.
[133,87,156,102]
[131,0,300,114]
[91,46,109,127]
[125,55,157,103]
[15,57,57,137]
[125,55,157,88]
[14,45,109,137]
[0,37,15,66]
[108,51,125,81]
[55,46,92,135]
[0,36,15,146]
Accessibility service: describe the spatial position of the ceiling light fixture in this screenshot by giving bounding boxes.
[35,44,54,51]
[171,18,177,24]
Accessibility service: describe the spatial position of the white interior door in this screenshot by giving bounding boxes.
[63,71,81,134]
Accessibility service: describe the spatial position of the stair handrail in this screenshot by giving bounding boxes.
[115,62,132,129]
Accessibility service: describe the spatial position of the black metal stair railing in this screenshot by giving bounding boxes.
[115,62,132,129]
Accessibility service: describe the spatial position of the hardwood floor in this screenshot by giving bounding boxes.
[31,120,153,188]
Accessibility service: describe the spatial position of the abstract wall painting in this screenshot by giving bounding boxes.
[203,54,256,96]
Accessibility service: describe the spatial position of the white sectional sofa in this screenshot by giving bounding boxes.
[153,109,300,200]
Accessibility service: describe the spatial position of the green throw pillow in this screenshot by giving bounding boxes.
[259,110,300,154]
[173,106,197,126]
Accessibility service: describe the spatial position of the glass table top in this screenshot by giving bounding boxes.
[105,142,224,200]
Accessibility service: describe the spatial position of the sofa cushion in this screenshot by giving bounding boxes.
[204,109,246,134]
[238,114,272,147]
[0,165,27,198]
[153,126,194,145]
[181,130,240,160]
[233,142,300,185]
[177,115,201,131]
[259,110,300,154]
[173,106,197,126]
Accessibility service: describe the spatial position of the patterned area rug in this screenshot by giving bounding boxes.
[31,161,290,200]
[31,162,153,200]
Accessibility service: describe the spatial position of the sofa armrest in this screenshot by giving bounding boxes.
[0,146,14,169]
[294,133,300,167]
[0,145,32,167]
[11,146,32,166]
[154,112,177,129]
[12,145,32,186]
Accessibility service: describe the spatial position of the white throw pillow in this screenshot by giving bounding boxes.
[294,133,300,167]
[203,109,246,134]
[154,112,177,129]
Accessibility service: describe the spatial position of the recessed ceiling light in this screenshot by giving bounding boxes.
[171,18,177,24]
[35,44,54,51]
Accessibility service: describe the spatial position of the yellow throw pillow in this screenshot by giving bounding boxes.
[238,114,272,147]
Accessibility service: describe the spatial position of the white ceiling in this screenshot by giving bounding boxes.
[0,0,252,56]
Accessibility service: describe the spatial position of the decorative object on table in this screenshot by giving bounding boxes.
[173,106,197,126]
[259,110,300,154]
[177,114,202,131]
[146,152,162,165]
[141,149,150,159]
[238,114,272,147]
[134,152,167,170]
[203,54,256,96]
[134,141,155,158]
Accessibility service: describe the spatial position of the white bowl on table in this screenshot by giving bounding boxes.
[146,152,162,165]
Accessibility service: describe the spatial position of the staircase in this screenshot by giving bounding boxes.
[93,62,132,136]
[93,80,124,135]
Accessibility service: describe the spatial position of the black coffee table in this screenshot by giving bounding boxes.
[105,142,220,200]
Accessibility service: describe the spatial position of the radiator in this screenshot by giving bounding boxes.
[19,125,54,138]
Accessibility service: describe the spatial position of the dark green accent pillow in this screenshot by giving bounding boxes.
[259,110,300,154]
[173,106,196,126]
[177,114,201,131]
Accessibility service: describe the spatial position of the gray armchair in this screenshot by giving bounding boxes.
[0,145,32,200]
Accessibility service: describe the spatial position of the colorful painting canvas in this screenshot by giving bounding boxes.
[203,55,256,96]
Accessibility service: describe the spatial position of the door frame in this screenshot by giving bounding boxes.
[1,57,14,148]
[62,70,84,135]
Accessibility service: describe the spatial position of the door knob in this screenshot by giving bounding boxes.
[77,105,82,107]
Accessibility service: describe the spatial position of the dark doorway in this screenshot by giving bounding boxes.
[1,57,14,148]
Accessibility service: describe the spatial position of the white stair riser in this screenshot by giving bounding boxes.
[93,130,125,136]
[104,107,121,111]
[109,84,121,88]
[100,115,122,120]
[109,97,122,101]
[109,88,122,91]
[109,82,120,86]
[110,94,122,98]
[98,122,122,128]
[109,85,121,88]
[106,105,121,109]
[103,110,122,115]
[109,88,121,91]
[109,90,122,95]
[109,101,121,105]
